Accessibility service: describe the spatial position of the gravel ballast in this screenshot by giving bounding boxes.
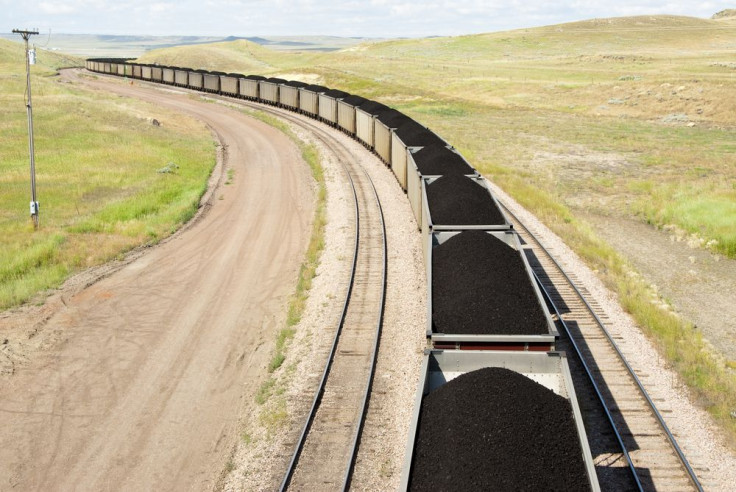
[409,367,589,492]
[426,174,507,226]
[432,230,548,335]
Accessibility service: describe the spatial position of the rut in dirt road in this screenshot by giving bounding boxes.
[0,70,316,491]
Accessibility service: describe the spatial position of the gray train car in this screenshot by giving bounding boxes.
[124,63,133,77]
[355,101,390,149]
[110,62,118,74]
[298,84,328,117]
[239,75,265,100]
[103,62,112,74]
[220,73,241,96]
[391,119,445,191]
[151,66,163,83]
[318,89,349,125]
[116,63,125,76]
[337,95,367,135]
[203,71,222,93]
[260,77,287,105]
[187,70,205,91]
[132,64,143,79]
[374,110,411,165]
[420,175,510,238]
[280,80,307,110]
[141,65,153,80]
[425,230,557,350]
[401,350,599,491]
[174,68,189,87]
[407,144,479,229]
[162,67,175,85]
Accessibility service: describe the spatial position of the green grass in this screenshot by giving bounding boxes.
[0,39,215,309]
[241,108,327,439]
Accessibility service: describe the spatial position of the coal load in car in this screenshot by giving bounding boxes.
[412,143,476,176]
[426,174,506,226]
[432,230,548,335]
[409,367,590,492]
[394,119,444,148]
[392,120,447,190]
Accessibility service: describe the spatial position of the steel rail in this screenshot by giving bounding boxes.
[235,103,388,491]
[499,200,703,492]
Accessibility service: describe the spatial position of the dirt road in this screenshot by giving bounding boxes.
[0,70,315,491]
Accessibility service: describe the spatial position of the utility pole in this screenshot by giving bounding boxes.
[13,28,40,229]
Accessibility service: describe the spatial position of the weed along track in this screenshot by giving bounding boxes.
[501,202,708,492]
[240,103,388,490]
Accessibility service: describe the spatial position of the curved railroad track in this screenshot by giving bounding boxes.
[229,101,389,490]
[499,201,706,492]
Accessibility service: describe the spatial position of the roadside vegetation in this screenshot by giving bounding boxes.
[138,14,736,440]
[243,112,326,436]
[0,39,215,309]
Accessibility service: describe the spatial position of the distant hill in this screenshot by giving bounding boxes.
[712,9,736,19]
[0,38,82,70]
[0,33,384,58]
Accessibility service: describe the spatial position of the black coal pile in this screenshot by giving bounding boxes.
[394,119,445,147]
[409,367,590,492]
[340,94,367,108]
[426,174,506,226]
[357,100,390,116]
[322,88,349,99]
[432,231,548,335]
[412,143,475,176]
[376,109,411,129]
[302,84,329,93]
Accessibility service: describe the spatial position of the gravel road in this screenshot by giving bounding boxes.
[0,70,315,491]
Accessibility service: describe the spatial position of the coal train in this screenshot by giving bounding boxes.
[86,58,600,491]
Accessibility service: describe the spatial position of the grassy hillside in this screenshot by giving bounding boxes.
[0,39,215,309]
[137,15,736,257]
[136,15,736,438]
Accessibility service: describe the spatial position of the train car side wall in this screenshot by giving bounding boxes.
[374,122,393,164]
[280,85,300,110]
[203,73,220,93]
[220,75,239,96]
[162,67,175,84]
[174,69,189,86]
[318,95,339,124]
[355,109,375,148]
[260,81,279,104]
[299,90,319,116]
[391,135,415,191]
[337,101,357,134]
[188,71,204,90]
[240,79,259,99]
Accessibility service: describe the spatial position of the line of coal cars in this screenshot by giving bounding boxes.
[87,59,600,491]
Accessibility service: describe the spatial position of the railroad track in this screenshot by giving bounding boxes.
[499,201,706,492]
[231,102,388,491]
